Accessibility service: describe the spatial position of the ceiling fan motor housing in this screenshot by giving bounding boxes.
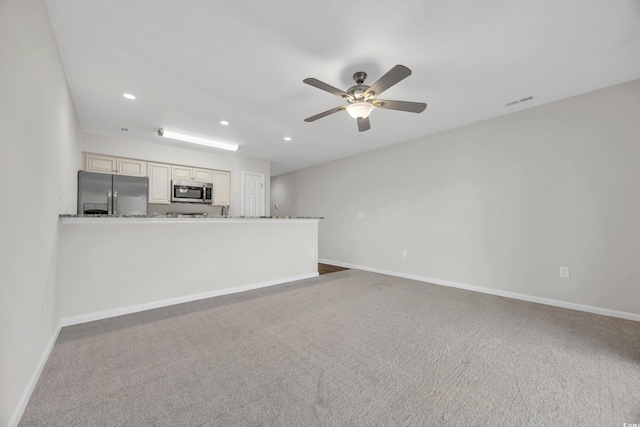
[352,71,367,85]
[346,84,370,102]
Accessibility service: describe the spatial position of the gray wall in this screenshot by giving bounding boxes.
[271,79,640,316]
[0,0,81,424]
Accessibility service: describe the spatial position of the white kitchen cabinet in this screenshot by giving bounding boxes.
[193,168,213,183]
[148,163,171,204]
[85,154,117,174]
[116,158,147,176]
[171,165,213,183]
[213,170,231,206]
[84,153,222,206]
[171,165,192,181]
[85,153,145,176]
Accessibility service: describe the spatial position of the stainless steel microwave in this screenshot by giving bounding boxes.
[171,180,213,203]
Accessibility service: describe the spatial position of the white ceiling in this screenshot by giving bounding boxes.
[45,0,640,176]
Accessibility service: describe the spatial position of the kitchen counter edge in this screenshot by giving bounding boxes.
[59,214,323,224]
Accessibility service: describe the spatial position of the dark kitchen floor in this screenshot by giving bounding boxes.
[318,263,349,275]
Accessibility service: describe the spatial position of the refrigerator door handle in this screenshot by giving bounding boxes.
[107,190,112,215]
[113,191,118,215]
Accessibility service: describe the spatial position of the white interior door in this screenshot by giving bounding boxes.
[243,172,265,216]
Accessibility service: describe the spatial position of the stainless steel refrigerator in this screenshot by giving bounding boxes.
[78,170,148,215]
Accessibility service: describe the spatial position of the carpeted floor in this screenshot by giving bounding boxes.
[19,270,640,426]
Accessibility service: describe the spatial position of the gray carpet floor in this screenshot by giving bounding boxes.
[19,270,640,426]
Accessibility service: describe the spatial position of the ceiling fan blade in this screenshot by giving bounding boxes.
[303,78,351,99]
[364,65,412,98]
[357,117,371,132]
[304,105,346,122]
[373,99,427,113]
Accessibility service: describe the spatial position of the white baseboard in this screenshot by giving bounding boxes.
[60,272,319,327]
[7,320,63,427]
[319,258,640,322]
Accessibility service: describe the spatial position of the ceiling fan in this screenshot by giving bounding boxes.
[303,64,427,132]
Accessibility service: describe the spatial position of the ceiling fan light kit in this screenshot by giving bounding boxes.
[157,128,239,152]
[303,64,427,132]
[346,102,374,119]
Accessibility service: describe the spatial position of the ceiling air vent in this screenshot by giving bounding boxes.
[505,95,535,107]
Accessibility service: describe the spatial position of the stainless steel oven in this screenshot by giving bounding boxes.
[171,180,213,203]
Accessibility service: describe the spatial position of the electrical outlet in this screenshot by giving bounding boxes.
[559,266,570,278]
[357,212,364,219]
[402,250,408,259]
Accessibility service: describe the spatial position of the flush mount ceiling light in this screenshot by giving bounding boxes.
[123,93,136,100]
[220,120,229,125]
[157,128,239,152]
[284,137,292,141]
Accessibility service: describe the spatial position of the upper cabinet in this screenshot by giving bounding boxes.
[213,171,231,206]
[83,152,230,206]
[194,168,213,183]
[171,165,192,181]
[85,154,117,174]
[148,163,171,204]
[117,158,147,176]
[85,154,146,177]
[171,166,213,183]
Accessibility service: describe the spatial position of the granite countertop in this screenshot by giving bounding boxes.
[59,214,323,219]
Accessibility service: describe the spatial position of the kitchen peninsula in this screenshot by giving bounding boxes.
[57,215,321,326]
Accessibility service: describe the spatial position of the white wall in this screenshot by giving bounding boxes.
[58,219,317,319]
[271,79,640,317]
[81,131,235,171]
[80,131,271,216]
[0,0,81,424]
[0,2,273,420]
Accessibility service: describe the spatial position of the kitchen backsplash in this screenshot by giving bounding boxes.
[149,203,225,216]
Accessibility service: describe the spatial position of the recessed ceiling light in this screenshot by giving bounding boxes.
[220,120,229,125]
[284,137,292,141]
[123,93,136,100]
